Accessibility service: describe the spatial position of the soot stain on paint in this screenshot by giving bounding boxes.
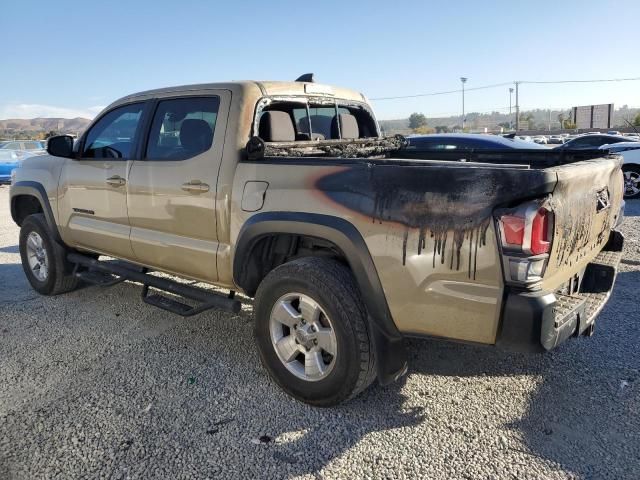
[315,162,552,278]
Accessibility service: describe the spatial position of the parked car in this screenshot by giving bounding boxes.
[600,141,640,199]
[9,78,625,406]
[622,133,640,140]
[517,135,533,142]
[405,133,548,151]
[0,140,46,159]
[557,134,635,150]
[532,135,548,144]
[547,135,564,144]
[0,150,20,183]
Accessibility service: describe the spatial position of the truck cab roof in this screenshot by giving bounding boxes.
[107,81,368,111]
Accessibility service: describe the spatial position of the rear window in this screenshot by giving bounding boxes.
[257,99,377,141]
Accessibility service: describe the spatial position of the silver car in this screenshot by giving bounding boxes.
[0,140,46,159]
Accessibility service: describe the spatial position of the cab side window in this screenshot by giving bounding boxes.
[82,103,144,159]
[145,96,220,161]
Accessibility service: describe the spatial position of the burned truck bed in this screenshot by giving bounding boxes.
[394,146,614,168]
[245,134,614,169]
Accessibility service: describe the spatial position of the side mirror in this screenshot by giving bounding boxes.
[46,135,74,158]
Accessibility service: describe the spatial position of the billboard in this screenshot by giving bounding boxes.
[571,104,614,129]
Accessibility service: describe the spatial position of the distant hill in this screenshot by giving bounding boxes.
[0,117,91,139]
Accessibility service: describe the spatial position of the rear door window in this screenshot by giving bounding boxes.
[145,96,220,160]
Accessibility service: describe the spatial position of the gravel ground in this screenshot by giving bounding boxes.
[0,184,639,480]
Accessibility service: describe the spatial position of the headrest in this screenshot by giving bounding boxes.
[331,113,360,139]
[259,111,295,142]
[180,119,213,152]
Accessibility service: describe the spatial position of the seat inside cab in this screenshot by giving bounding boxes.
[257,102,377,142]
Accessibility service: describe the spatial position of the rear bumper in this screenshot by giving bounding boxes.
[496,230,623,353]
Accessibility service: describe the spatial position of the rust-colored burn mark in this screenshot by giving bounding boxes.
[314,162,554,278]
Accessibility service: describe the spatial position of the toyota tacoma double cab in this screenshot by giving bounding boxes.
[10,76,625,406]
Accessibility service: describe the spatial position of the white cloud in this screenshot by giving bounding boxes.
[0,103,105,119]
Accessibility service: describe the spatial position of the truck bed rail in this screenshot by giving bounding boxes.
[245,135,407,160]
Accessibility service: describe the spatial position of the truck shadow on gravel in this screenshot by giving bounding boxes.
[404,269,639,479]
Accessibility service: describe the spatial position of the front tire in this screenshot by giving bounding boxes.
[622,165,640,199]
[19,214,79,295]
[254,257,376,406]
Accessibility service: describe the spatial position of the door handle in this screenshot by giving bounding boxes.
[106,175,126,187]
[181,180,210,193]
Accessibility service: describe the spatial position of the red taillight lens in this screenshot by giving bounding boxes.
[501,215,525,247]
[530,208,551,254]
[498,205,553,255]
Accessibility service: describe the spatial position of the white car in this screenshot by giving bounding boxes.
[600,142,640,199]
[532,135,548,144]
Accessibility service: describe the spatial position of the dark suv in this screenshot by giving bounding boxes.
[557,134,634,150]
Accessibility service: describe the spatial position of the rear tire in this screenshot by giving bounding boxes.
[254,257,376,406]
[19,214,79,295]
[622,165,640,199]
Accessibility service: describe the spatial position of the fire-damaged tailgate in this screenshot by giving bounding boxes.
[499,153,624,352]
[543,154,624,291]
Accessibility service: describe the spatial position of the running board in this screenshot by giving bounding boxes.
[75,268,126,287]
[67,253,241,316]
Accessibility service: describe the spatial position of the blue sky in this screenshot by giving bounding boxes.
[1,0,639,120]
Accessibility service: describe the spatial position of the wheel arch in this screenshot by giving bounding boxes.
[234,211,407,385]
[10,181,62,242]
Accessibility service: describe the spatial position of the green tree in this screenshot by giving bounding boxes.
[413,125,435,134]
[408,112,428,130]
[634,113,640,127]
[435,125,450,133]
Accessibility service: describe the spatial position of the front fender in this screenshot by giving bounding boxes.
[10,180,62,242]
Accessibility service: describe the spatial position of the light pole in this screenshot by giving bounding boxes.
[509,87,514,130]
[514,81,520,131]
[460,77,467,131]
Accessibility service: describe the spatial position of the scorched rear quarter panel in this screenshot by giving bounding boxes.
[313,161,556,343]
[235,159,556,344]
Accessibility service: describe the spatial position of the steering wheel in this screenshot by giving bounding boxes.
[103,146,122,158]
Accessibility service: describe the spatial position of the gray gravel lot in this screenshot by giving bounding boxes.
[0,184,639,479]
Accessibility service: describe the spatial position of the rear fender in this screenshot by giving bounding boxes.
[234,212,407,385]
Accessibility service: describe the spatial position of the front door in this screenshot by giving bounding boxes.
[57,102,146,259]
[127,91,230,282]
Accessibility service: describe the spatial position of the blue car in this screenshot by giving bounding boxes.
[0,150,20,183]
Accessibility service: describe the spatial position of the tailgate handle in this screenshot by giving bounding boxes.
[182,180,210,193]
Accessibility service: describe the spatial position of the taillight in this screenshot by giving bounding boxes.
[501,215,525,247]
[497,206,553,256]
[496,201,554,286]
[530,209,551,255]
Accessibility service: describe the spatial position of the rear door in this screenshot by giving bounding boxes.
[57,102,147,259]
[127,91,230,282]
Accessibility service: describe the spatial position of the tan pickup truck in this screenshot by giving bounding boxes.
[10,77,624,406]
